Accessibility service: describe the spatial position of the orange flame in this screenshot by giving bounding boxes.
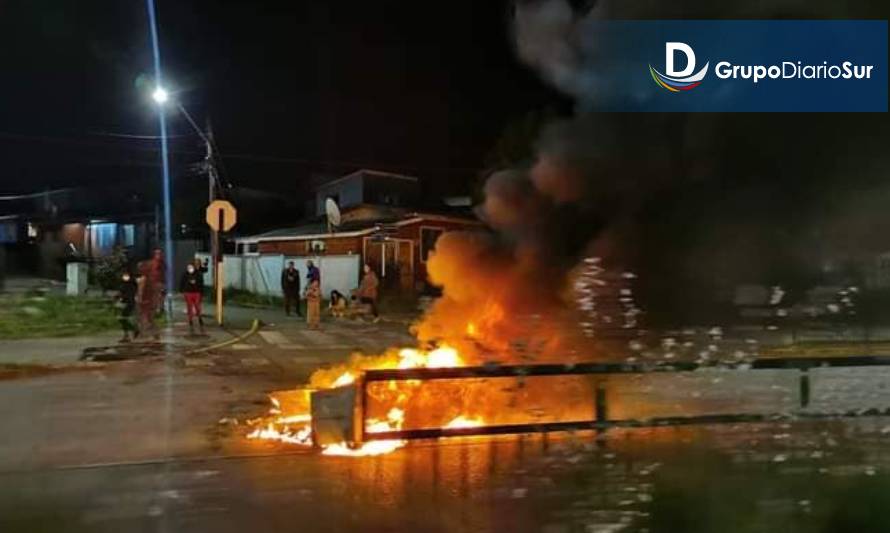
[247,344,483,456]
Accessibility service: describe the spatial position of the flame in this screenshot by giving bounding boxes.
[331,371,356,388]
[321,439,404,457]
[247,423,312,445]
[247,344,482,456]
[444,415,484,429]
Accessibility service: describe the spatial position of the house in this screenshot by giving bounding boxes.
[0,188,157,279]
[232,170,482,295]
[312,169,421,217]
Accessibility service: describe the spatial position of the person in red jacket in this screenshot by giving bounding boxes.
[148,248,166,315]
[136,261,160,341]
[180,261,205,334]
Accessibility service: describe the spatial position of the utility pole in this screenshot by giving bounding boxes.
[175,104,231,325]
[204,118,221,324]
[205,117,217,203]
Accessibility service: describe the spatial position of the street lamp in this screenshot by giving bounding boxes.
[150,87,219,202]
[152,86,169,105]
[149,85,224,324]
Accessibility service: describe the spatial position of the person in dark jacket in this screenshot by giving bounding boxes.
[306,259,321,285]
[281,261,302,317]
[117,270,139,342]
[180,262,205,334]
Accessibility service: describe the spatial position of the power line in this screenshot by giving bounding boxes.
[0,130,482,173]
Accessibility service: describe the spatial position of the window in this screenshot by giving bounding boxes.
[91,223,117,254]
[122,224,135,246]
[0,222,16,244]
[420,227,444,262]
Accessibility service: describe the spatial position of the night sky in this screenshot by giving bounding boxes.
[0,1,560,197]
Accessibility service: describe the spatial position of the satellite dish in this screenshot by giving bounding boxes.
[325,198,341,231]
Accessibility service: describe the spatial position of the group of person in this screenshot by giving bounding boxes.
[114,252,382,341]
[281,260,380,328]
[115,249,208,343]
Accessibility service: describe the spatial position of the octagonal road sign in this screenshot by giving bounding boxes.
[206,200,237,232]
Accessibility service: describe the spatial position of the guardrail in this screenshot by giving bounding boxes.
[353,355,890,444]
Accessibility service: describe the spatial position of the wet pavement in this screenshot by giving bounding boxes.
[2,351,890,531]
[4,296,890,532]
[4,420,890,532]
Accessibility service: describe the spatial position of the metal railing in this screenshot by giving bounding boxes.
[354,355,890,444]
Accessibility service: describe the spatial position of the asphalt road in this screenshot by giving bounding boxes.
[4,348,890,532]
[5,300,890,533]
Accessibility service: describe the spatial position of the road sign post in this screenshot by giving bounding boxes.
[206,200,237,326]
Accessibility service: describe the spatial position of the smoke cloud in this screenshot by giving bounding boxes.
[414,0,890,357]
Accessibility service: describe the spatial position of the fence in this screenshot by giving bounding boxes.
[311,355,890,447]
[194,253,361,298]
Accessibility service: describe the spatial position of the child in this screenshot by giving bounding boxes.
[117,270,138,342]
[305,279,321,329]
[329,290,347,318]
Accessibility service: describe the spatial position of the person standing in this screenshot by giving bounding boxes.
[305,279,321,329]
[357,263,380,322]
[117,270,139,342]
[148,248,166,316]
[180,262,205,334]
[136,261,160,341]
[306,259,321,285]
[281,261,302,317]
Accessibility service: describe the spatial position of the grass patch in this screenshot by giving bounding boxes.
[223,288,283,309]
[222,287,422,316]
[0,293,119,339]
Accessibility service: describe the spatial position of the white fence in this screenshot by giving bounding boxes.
[195,253,361,298]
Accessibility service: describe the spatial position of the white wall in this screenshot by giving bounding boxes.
[246,255,285,295]
[193,252,360,298]
[285,255,360,298]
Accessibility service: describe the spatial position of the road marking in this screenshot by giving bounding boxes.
[183,359,213,367]
[230,343,256,351]
[297,329,338,345]
[291,356,325,365]
[278,343,308,350]
[258,331,289,345]
[240,357,271,366]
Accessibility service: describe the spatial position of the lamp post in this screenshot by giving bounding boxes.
[151,86,222,321]
[151,88,220,203]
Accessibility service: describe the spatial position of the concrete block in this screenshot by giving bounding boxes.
[66,262,89,296]
[311,384,361,447]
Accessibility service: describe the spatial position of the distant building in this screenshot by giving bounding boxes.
[0,188,156,279]
[234,169,481,293]
[313,169,420,218]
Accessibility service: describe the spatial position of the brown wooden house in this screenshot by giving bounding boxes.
[236,212,481,292]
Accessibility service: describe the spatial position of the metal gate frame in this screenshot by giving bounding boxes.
[340,356,890,445]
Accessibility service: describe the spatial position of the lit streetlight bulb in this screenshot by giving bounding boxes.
[152,87,169,105]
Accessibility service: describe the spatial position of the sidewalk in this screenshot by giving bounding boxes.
[0,297,240,366]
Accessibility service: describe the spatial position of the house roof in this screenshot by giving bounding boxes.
[314,168,419,191]
[236,212,482,244]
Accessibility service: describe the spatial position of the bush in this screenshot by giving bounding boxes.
[93,246,130,292]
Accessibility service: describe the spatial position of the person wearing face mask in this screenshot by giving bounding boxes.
[180,261,205,334]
